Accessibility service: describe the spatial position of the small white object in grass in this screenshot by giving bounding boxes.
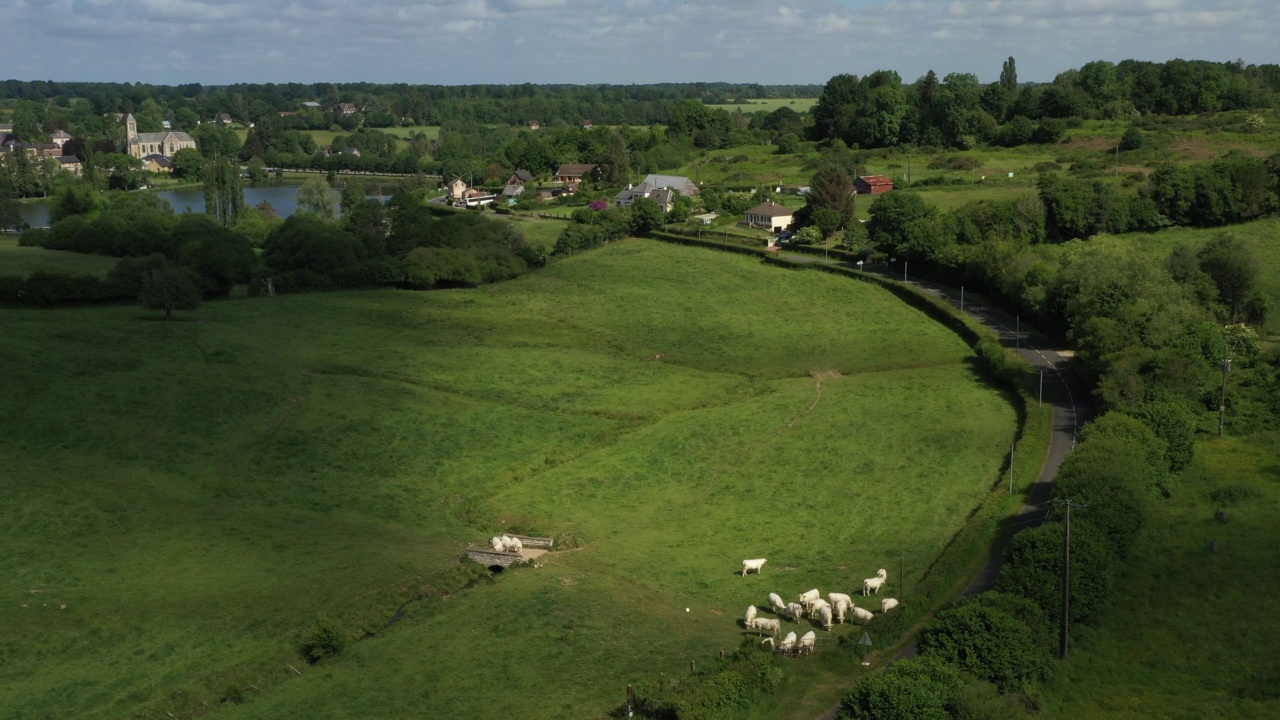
[685,608,690,612]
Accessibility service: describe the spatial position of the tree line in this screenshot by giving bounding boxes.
[811,58,1280,150]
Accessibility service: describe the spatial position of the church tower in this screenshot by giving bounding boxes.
[125,113,138,142]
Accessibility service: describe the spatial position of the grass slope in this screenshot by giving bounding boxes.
[1041,433,1280,719]
[0,237,119,278]
[0,240,1016,719]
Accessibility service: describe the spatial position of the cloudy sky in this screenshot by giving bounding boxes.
[1,0,1275,86]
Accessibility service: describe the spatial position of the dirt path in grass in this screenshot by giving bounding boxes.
[699,370,836,497]
[790,258,1094,720]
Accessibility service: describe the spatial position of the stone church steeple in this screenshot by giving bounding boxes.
[125,113,138,142]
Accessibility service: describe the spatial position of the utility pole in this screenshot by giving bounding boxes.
[960,286,964,312]
[1039,370,1044,408]
[1218,342,1231,437]
[1052,497,1087,660]
[899,554,905,604]
[1061,499,1072,660]
[1009,442,1015,493]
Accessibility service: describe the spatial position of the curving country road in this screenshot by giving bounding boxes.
[780,255,1095,719]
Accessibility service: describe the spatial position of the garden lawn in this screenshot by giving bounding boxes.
[0,240,1017,719]
[0,237,119,278]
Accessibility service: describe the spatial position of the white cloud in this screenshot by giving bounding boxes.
[0,0,1275,84]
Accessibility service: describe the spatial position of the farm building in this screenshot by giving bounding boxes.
[855,175,894,195]
[743,201,794,233]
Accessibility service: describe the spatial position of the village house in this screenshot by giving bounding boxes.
[124,114,196,160]
[506,169,534,186]
[613,174,698,213]
[49,130,72,149]
[743,200,794,233]
[448,177,469,201]
[142,154,173,173]
[335,103,357,116]
[527,120,541,130]
[855,175,894,195]
[56,156,83,177]
[214,113,233,127]
[554,163,599,185]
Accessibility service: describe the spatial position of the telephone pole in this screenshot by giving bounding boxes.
[1218,344,1231,437]
[1053,498,1087,660]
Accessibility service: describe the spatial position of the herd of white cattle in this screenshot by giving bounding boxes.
[490,535,523,553]
[739,559,899,655]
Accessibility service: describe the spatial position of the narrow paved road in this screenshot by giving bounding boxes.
[789,256,1095,720]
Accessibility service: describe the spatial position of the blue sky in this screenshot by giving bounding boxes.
[1,0,1275,85]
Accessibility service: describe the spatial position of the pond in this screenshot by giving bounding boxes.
[17,183,393,229]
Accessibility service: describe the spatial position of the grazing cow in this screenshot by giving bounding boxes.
[744,605,758,627]
[862,576,885,596]
[880,598,900,613]
[767,592,786,613]
[778,631,797,654]
[816,605,833,631]
[850,606,874,623]
[749,617,781,636]
[742,558,768,576]
[798,631,817,655]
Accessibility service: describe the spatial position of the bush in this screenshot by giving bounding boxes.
[918,594,1054,693]
[631,640,783,720]
[838,655,962,720]
[299,616,345,665]
[997,520,1117,626]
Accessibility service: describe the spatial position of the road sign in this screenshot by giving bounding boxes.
[859,633,872,647]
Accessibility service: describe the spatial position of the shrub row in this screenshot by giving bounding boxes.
[0,272,134,306]
[627,640,783,720]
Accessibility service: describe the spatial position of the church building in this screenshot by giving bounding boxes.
[124,113,196,160]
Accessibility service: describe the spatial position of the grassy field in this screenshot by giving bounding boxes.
[503,215,568,250]
[706,98,818,114]
[0,237,118,278]
[0,240,1017,719]
[1040,432,1280,719]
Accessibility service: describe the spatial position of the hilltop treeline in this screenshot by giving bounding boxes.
[0,80,818,137]
[812,58,1280,149]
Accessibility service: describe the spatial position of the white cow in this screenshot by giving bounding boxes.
[742,558,768,576]
[744,605,758,627]
[862,576,885,596]
[850,606,875,623]
[808,597,831,615]
[877,568,888,580]
[749,617,781,636]
[490,536,505,551]
[778,631,798,654]
[767,592,786,613]
[798,588,820,605]
[784,602,806,622]
[502,535,522,553]
[816,605,833,631]
[833,598,850,625]
[880,598,900,613]
[798,630,817,655]
[828,592,854,608]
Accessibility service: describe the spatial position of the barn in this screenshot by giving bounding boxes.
[855,175,894,195]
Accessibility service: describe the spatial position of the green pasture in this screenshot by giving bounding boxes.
[0,240,1017,719]
[0,237,118,278]
[1040,433,1280,720]
[379,125,440,140]
[706,98,818,114]
[502,215,567,250]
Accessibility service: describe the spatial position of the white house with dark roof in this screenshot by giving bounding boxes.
[743,201,794,233]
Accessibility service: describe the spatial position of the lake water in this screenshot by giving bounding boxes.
[17,183,391,228]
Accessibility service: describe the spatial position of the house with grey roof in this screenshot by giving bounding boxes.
[613,173,698,213]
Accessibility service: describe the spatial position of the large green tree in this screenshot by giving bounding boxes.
[1198,232,1259,322]
[807,163,856,228]
[140,265,200,320]
[296,175,337,220]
